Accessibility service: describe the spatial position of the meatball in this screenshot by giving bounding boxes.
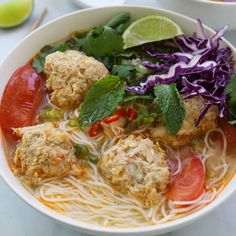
[13,123,76,185]
[98,135,170,206]
[151,96,218,147]
[44,50,109,109]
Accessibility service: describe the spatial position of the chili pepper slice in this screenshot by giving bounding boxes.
[127,108,137,121]
[102,114,121,124]
[116,107,128,116]
[89,121,101,137]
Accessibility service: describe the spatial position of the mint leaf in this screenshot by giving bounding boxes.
[154,83,185,134]
[81,26,124,58]
[79,76,125,126]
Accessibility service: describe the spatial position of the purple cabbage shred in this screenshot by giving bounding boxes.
[126,20,234,125]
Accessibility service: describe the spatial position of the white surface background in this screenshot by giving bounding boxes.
[0,0,236,235]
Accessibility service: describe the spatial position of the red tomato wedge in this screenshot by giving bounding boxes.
[219,118,236,153]
[167,157,205,201]
[0,63,44,138]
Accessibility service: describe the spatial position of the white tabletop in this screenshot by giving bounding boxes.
[1,0,236,235]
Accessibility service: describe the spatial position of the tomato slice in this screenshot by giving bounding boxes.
[219,118,236,153]
[0,63,44,138]
[167,157,205,201]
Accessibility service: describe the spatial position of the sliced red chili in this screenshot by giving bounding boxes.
[127,108,137,121]
[102,114,121,124]
[89,121,101,137]
[116,107,128,116]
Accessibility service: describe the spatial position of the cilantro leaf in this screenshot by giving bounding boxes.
[79,76,125,126]
[81,26,124,58]
[32,13,131,73]
[106,12,131,29]
[112,64,136,80]
[154,83,185,134]
[112,60,150,85]
[115,21,130,35]
[79,12,130,60]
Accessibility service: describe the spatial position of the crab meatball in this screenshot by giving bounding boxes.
[12,123,76,185]
[151,96,218,147]
[98,135,170,206]
[44,50,109,109]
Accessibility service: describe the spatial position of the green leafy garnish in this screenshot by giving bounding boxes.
[225,75,236,118]
[38,107,64,122]
[126,103,157,131]
[68,117,80,128]
[115,21,130,35]
[229,120,236,125]
[81,26,124,58]
[154,83,185,134]
[32,43,70,73]
[79,76,125,126]
[106,12,131,29]
[229,97,236,118]
[112,64,136,80]
[75,144,90,157]
[225,75,236,97]
[111,59,150,85]
[80,12,130,58]
[123,94,154,102]
[32,13,131,72]
[75,144,99,164]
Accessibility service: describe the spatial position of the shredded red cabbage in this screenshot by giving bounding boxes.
[126,20,234,125]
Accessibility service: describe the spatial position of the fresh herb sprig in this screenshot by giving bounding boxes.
[79,75,126,127]
[32,12,131,73]
[75,144,99,164]
[80,12,131,58]
[154,83,185,134]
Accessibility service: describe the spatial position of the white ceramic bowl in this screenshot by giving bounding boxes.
[157,0,236,30]
[0,5,236,236]
[71,0,126,8]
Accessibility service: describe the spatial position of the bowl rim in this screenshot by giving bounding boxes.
[193,0,236,5]
[71,0,126,8]
[1,4,236,235]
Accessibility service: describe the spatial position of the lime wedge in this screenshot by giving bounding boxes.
[122,15,184,49]
[0,0,33,28]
